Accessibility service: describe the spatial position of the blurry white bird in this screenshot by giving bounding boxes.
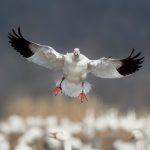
[0,115,26,135]
[48,130,72,150]
[0,133,10,150]
[81,144,102,150]
[48,130,102,150]
[14,142,34,150]
[19,127,44,144]
[129,129,150,150]
[83,109,96,138]
[113,140,134,150]
[7,115,26,134]
[8,28,144,102]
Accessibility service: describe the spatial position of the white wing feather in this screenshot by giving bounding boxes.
[27,43,64,69]
[88,49,144,78]
[88,57,123,78]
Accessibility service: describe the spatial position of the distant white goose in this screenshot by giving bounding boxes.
[0,133,10,150]
[8,28,144,102]
[48,130,102,150]
[14,142,34,150]
[48,130,72,150]
[129,129,150,150]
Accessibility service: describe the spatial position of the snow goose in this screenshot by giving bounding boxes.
[8,28,144,102]
[14,142,34,150]
[113,140,134,150]
[48,130,73,150]
[19,126,44,145]
[129,129,150,150]
[48,129,102,150]
[0,133,10,150]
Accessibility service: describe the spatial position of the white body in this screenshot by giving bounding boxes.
[63,53,89,83]
[61,53,91,97]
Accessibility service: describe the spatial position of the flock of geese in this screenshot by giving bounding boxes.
[0,109,150,150]
[49,128,150,150]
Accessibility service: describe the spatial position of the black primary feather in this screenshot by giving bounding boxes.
[8,27,34,58]
[117,48,144,76]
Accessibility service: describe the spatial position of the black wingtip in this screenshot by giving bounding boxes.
[117,49,144,76]
[8,27,34,58]
[128,48,135,58]
[18,27,23,38]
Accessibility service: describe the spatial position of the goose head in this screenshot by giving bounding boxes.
[129,129,145,142]
[73,48,80,57]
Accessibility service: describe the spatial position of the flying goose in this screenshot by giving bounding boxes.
[8,28,144,102]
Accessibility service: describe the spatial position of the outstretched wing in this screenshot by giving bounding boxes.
[88,49,144,78]
[8,27,64,70]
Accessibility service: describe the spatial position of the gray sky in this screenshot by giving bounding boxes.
[0,0,150,111]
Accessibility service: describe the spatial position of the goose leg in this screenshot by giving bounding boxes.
[52,77,65,96]
[79,82,88,102]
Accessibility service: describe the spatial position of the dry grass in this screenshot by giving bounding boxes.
[96,129,131,150]
[5,95,106,121]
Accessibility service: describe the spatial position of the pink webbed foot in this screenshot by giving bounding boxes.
[78,92,88,102]
[52,86,62,96]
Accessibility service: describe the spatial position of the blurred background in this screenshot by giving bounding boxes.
[0,1,150,150]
